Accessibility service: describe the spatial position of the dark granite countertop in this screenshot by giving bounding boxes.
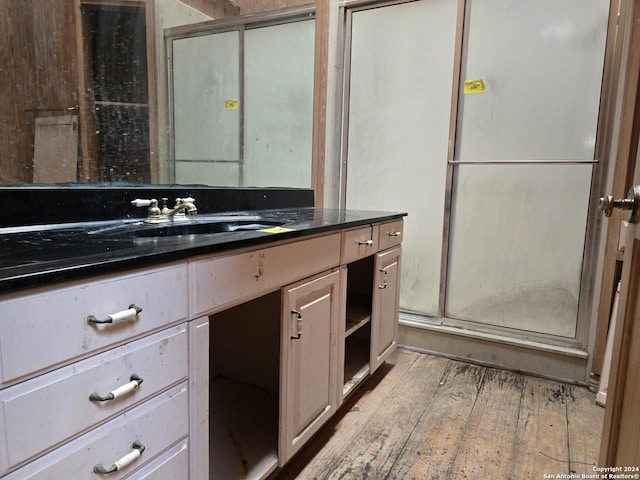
[0,207,405,293]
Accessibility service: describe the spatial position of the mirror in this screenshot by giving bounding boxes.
[168,9,315,188]
[0,1,315,188]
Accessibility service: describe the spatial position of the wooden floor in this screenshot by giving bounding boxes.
[273,348,604,480]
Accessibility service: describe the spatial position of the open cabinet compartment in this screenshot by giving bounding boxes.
[209,291,281,480]
[343,256,374,397]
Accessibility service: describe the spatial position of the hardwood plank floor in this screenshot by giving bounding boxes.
[272,348,603,480]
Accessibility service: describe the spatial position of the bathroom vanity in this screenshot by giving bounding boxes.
[0,189,404,479]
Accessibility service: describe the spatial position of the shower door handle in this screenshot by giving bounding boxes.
[599,185,640,224]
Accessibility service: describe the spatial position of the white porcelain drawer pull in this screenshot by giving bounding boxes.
[93,440,146,474]
[388,231,402,237]
[89,374,143,402]
[87,304,142,325]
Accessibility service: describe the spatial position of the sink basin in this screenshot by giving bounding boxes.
[0,214,288,269]
[129,219,283,238]
[88,214,285,239]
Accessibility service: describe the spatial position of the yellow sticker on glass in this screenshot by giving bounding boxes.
[463,79,486,94]
[225,99,239,110]
[259,226,295,234]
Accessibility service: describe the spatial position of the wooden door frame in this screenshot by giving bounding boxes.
[598,0,640,465]
[593,0,640,380]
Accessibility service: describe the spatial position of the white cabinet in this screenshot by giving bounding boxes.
[206,268,342,479]
[341,223,403,400]
[204,219,403,479]
[0,262,188,388]
[125,439,189,480]
[341,224,379,264]
[0,325,188,475]
[189,233,340,318]
[279,269,341,464]
[127,438,189,480]
[2,383,189,480]
[377,219,404,252]
[0,218,403,479]
[371,246,401,372]
[0,263,190,479]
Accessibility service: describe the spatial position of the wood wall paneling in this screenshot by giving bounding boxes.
[312,0,327,207]
[32,0,78,112]
[0,0,78,185]
[0,0,33,183]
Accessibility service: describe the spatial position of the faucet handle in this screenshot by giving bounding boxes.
[131,198,161,217]
[131,198,152,207]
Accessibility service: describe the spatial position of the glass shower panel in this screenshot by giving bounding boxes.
[445,164,593,337]
[446,0,609,339]
[172,31,240,184]
[455,0,609,161]
[345,0,459,315]
[243,20,315,188]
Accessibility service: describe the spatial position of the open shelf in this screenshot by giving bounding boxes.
[345,303,371,337]
[344,328,371,397]
[343,256,374,398]
[210,292,281,480]
[210,377,279,479]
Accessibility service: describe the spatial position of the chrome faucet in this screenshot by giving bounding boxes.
[131,197,197,223]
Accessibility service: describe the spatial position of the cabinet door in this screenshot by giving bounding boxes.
[371,247,401,372]
[279,270,340,464]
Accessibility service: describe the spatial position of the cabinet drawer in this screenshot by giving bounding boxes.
[341,225,379,264]
[377,219,404,251]
[125,438,189,480]
[0,262,188,386]
[2,382,189,480]
[190,233,341,317]
[0,325,188,475]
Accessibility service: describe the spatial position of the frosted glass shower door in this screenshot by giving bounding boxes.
[172,31,241,185]
[345,0,459,316]
[244,20,315,188]
[445,0,609,337]
[446,164,593,337]
[169,16,315,188]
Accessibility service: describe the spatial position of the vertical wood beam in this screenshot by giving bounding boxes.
[145,0,159,183]
[74,0,99,181]
[313,0,328,207]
